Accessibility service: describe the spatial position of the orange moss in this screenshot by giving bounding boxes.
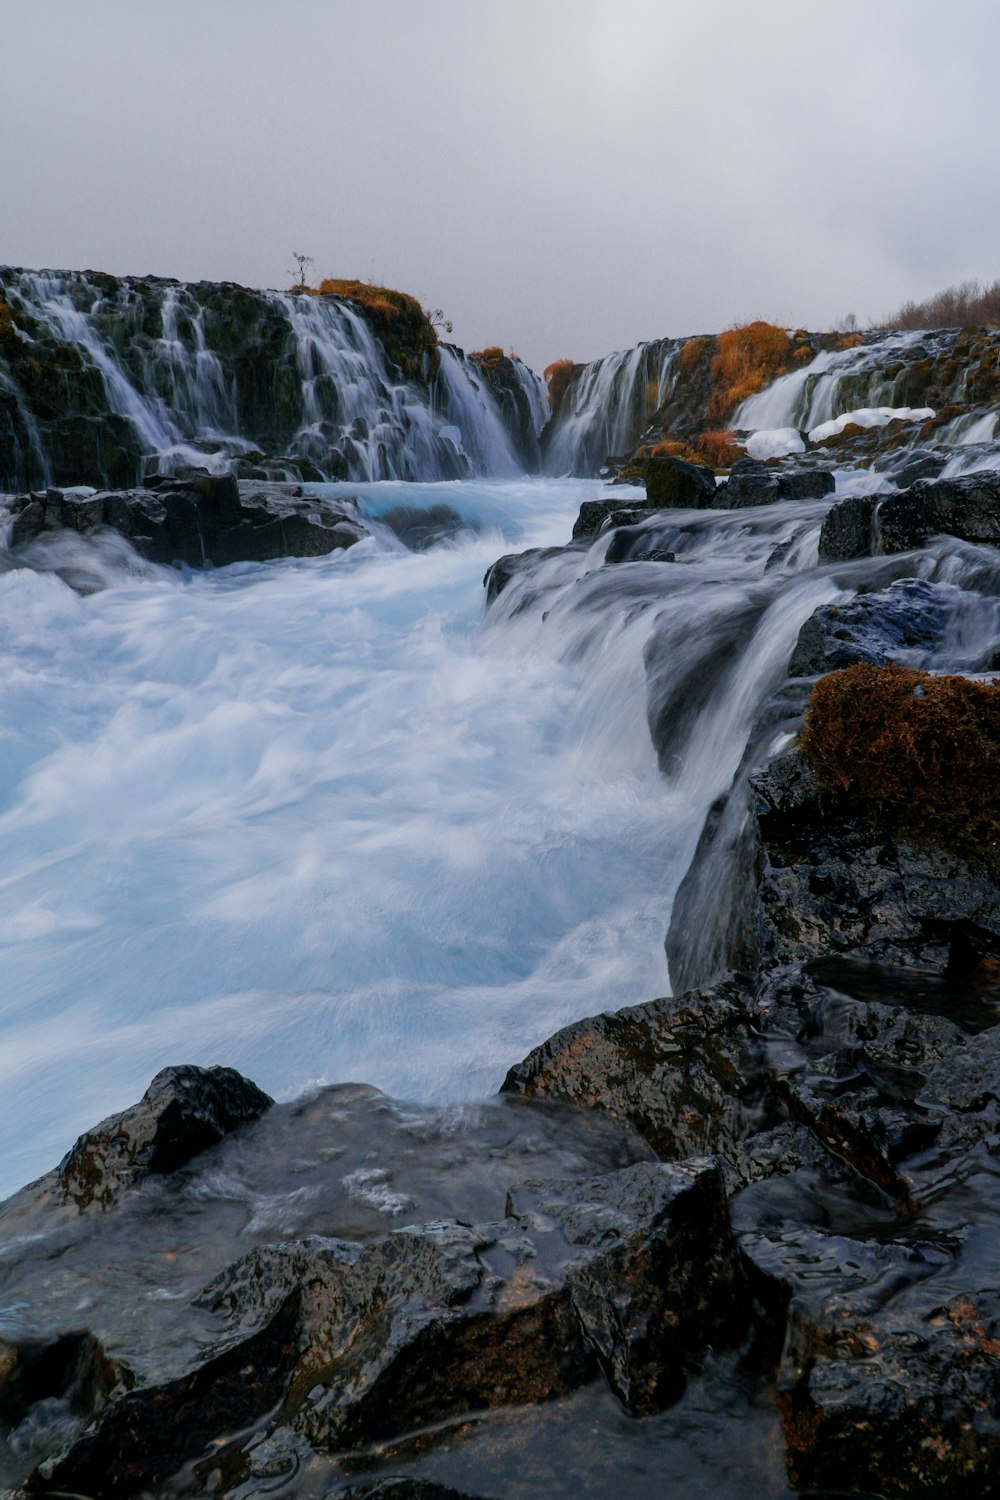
[800,663,1000,873]
[834,332,865,351]
[708,321,792,420]
[305,278,438,376]
[471,345,506,363]
[677,337,710,376]
[648,429,743,470]
[543,358,577,411]
[792,345,814,362]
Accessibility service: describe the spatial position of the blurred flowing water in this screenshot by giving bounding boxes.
[0,479,674,1196]
[2,471,998,1203]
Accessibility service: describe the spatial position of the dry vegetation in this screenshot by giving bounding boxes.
[298,278,439,376]
[884,279,1000,330]
[543,359,577,411]
[800,662,1000,874]
[708,322,793,420]
[649,430,744,469]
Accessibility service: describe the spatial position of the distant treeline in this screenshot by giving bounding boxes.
[884,279,1000,329]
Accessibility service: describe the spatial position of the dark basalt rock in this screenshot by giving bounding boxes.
[501,980,776,1171]
[644,454,718,507]
[56,1064,273,1211]
[571,496,663,539]
[819,470,1000,559]
[32,1290,302,1499]
[751,750,1000,976]
[787,577,953,676]
[379,503,465,551]
[8,473,370,572]
[603,524,676,565]
[714,460,834,509]
[483,545,566,603]
[340,1483,487,1499]
[506,1159,746,1413]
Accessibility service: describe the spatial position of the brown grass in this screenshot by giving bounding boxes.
[649,429,743,470]
[800,663,1000,874]
[543,358,577,411]
[708,322,792,420]
[677,337,711,375]
[471,345,506,363]
[304,278,438,374]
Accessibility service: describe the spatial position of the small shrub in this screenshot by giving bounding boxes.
[543,358,577,411]
[800,662,1000,874]
[708,321,792,420]
[884,278,1000,331]
[471,345,506,363]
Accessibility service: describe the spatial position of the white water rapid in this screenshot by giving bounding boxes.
[3,460,1000,1202]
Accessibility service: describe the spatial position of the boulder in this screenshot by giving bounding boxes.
[56,1064,273,1211]
[787,577,953,676]
[501,980,775,1170]
[751,749,1000,976]
[819,470,1000,559]
[644,454,717,507]
[8,474,370,572]
[712,460,835,509]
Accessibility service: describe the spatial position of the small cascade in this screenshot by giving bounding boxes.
[543,340,680,477]
[0,269,539,488]
[732,334,920,432]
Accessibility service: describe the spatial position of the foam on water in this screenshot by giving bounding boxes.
[0,479,679,1197]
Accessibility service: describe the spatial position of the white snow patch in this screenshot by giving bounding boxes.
[807,407,935,443]
[744,428,806,460]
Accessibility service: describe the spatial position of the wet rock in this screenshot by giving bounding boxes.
[507,1159,746,1412]
[644,454,717,507]
[779,1288,1000,1497]
[501,980,775,1169]
[340,1482,487,1499]
[712,461,835,510]
[571,496,663,539]
[8,474,370,571]
[787,577,952,676]
[483,545,564,603]
[56,1064,273,1212]
[379,503,465,551]
[817,492,880,560]
[752,750,1000,976]
[603,524,676,565]
[31,1289,302,1499]
[872,446,946,486]
[819,470,1000,560]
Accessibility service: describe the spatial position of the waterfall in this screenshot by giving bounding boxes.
[543,340,680,477]
[733,331,930,432]
[0,269,539,488]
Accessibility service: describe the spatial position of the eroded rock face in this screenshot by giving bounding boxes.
[501,981,775,1168]
[716,460,834,509]
[7,473,370,572]
[751,750,1000,976]
[819,470,1000,560]
[56,1064,273,1212]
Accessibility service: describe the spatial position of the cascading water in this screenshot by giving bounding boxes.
[3,447,1000,1202]
[543,339,680,476]
[0,269,544,487]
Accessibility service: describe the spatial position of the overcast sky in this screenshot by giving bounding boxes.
[3,0,999,372]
